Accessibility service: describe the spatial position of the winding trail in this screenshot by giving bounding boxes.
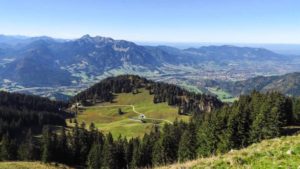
[80,104,173,124]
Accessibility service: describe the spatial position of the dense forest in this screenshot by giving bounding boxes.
[1,88,299,168]
[0,91,68,139]
[72,75,223,114]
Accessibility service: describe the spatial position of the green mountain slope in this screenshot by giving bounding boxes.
[69,75,222,138]
[69,88,189,138]
[207,72,300,97]
[157,132,300,169]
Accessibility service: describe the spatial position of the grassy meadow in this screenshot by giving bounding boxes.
[68,88,190,138]
[207,87,238,103]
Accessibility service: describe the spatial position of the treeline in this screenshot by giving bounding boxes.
[150,82,222,114]
[0,122,100,164]
[0,91,68,138]
[72,75,149,103]
[72,75,223,114]
[292,97,300,123]
[0,119,186,168]
[195,91,295,156]
[1,91,298,168]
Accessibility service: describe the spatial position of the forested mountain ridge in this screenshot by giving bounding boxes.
[0,91,68,138]
[205,72,300,97]
[184,45,284,61]
[0,35,176,87]
[72,75,223,114]
[0,34,64,46]
[0,91,67,112]
[0,43,74,86]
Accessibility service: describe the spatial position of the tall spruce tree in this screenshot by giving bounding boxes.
[152,140,164,166]
[71,122,81,164]
[0,133,16,161]
[114,136,127,169]
[87,144,102,169]
[178,125,197,162]
[41,126,53,163]
[102,133,116,169]
[57,127,69,164]
[161,124,178,164]
[130,138,141,169]
[18,129,35,161]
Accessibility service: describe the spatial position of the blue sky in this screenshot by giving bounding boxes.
[0,0,300,43]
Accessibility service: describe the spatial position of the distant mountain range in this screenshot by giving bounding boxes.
[0,35,65,46]
[0,35,179,87]
[0,34,300,100]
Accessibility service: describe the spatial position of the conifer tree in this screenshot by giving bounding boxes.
[125,139,134,168]
[152,140,164,166]
[18,129,35,161]
[196,119,218,157]
[71,122,81,164]
[118,108,123,115]
[41,126,53,163]
[87,144,102,169]
[0,133,16,161]
[130,138,141,168]
[114,136,127,169]
[293,98,300,123]
[78,129,90,164]
[139,134,154,167]
[161,124,179,164]
[178,127,197,162]
[102,133,115,169]
[57,127,69,163]
[89,122,96,131]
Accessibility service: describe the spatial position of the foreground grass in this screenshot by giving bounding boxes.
[0,162,73,169]
[69,88,189,138]
[157,133,300,169]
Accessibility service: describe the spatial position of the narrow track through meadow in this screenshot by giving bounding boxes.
[80,104,173,124]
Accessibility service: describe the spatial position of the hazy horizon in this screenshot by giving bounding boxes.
[2,33,300,55]
[1,0,300,44]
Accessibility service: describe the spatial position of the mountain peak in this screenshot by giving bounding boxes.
[78,34,114,44]
[81,34,92,39]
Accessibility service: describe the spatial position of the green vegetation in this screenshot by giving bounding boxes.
[213,72,300,97]
[157,133,300,169]
[1,75,298,169]
[0,91,67,139]
[0,162,73,169]
[178,82,202,94]
[207,87,238,102]
[105,66,161,77]
[70,88,189,138]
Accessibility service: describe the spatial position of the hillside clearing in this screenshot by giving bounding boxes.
[207,87,238,103]
[68,88,190,138]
